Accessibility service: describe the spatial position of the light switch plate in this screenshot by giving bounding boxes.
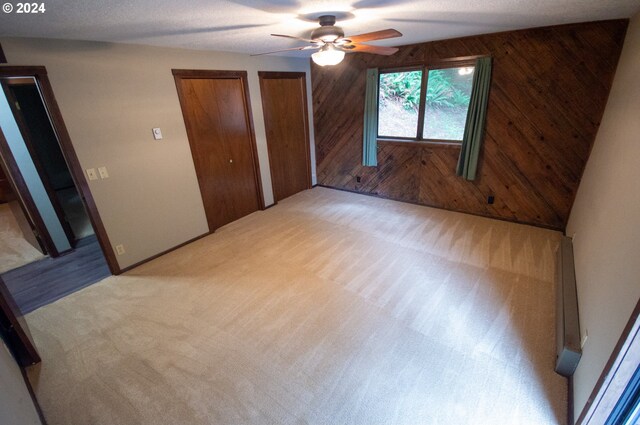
[98,166,109,179]
[152,128,163,140]
[581,329,588,348]
[86,168,98,181]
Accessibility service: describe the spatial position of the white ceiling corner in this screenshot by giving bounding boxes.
[0,0,638,58]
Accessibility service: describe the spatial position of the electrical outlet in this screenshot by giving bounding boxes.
[487,195,495,205]
[86,168,98,181]
[115,244,125,256]
[98,166,109,179]
[356,176,361,183]
[581,328,588,348]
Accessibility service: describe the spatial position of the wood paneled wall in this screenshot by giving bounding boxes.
[312,20,628,230]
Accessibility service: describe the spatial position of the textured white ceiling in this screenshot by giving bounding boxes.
[0,0,639,57]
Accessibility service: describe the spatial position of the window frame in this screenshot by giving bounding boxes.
[376,57,479,146]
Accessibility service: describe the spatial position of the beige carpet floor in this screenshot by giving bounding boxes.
[0,203,45,274]
[25,187,567,424]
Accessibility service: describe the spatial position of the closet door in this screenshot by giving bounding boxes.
[259,72,312,202]
[174,71,263,231]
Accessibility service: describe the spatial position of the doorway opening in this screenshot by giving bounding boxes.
[0,66,117,313]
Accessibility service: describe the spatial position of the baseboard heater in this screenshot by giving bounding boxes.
[555,236,582,377]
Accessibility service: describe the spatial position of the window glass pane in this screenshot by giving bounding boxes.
[378,70,422,138]
[423,66,475,141]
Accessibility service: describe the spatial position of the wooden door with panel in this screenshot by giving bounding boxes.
[174,70,263,231]
[259,72,312,202]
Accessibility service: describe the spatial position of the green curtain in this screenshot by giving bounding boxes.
[362,68,379,167]
[456,57,492,180]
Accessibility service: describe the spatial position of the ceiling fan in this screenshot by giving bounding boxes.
[253,15,402,66]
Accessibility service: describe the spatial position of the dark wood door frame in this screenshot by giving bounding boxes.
[0,66,119,274]
[0,274,48,424]
[172,69,266,223]
[1,80,77,248]
[0,275,40,367]
[258,71,312,203]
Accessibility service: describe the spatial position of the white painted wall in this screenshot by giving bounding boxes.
[0,38,315,269]
[566,13,640,420]
[0,339,42,425]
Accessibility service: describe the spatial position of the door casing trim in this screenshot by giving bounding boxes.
[0,65,119,274]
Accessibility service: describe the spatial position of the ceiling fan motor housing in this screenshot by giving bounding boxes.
[311,15,345,42]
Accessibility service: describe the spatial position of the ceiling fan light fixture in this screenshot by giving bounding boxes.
[312,44,345,66]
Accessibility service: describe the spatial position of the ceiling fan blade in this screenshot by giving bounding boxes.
[345,29,402,43]
[251,45,319,56]
[342,43,399,56]
[271,33,315,43]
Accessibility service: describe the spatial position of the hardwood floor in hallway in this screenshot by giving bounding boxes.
[3,235,110,314]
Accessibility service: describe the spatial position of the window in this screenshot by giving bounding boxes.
[378,69,422,139]
[377,62,476,142]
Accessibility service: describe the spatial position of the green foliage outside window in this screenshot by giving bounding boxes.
[379,71,422,112]
[378,69,472,111]
[377,65,475,140]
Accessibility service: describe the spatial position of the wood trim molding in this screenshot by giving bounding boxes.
[0,66,120,274]
[576,297,640,424]
[568,377,575,425]
[263,202,277,210]
[0,43,6,64]
[172,69,246,79]
[0,276,40,366]
[239,72,266,210]
[377,138,462,148]
[257,71,306,79]
[0,66,47,76]
[4,78,34,86]
[258,77,278,203]
[377,57,484,73]
[21,366,48,424]
[299,74,313,191]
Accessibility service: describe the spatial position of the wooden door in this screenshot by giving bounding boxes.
[174,70,263,231]
[259,72,311,202]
